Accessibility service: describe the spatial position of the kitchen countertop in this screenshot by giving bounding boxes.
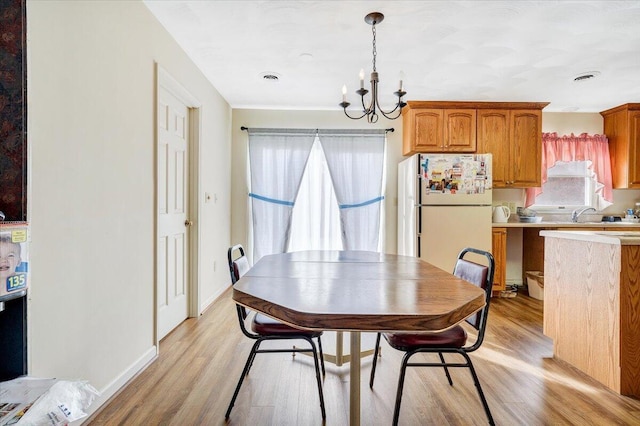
[540,230,640,245]
[492,221,640,228]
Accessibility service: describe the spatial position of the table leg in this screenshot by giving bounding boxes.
[336,331,344,366]
[349,331,361,425]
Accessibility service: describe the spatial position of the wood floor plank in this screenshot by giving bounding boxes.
[87,289,640,425]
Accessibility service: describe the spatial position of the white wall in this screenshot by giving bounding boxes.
[27,0,231,410]
[542,111,603,135]
[230,109,404,254]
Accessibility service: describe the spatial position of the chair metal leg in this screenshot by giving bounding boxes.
[306,337,327,419]
[462,352,495,425]
[392,351,412,426]
[438,352,453,385]
[225,340,261,419]
[245,345,259,377]
[317,336,326,376]
[369,332,382,388]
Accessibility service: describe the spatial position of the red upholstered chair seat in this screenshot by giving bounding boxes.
[383,325,467,351]
[252,313,323,338]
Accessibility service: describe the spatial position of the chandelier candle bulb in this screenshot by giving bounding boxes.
[359,69,365,88]
[342,85,347,102]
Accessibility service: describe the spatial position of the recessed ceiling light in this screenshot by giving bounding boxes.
[260,72,281,82]
[573,71,600,82]
[299,53,314,61]
[562,106,580,112]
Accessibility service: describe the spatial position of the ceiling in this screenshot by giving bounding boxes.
[143,1,640,113]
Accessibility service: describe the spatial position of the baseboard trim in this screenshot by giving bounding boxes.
[199,285,229,315]
[78,345,158,425]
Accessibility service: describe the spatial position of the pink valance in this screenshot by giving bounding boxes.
[525,133,613,208]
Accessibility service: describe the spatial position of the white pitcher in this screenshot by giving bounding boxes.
[492,206,511,223]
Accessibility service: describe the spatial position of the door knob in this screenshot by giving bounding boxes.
[184,220,193,227]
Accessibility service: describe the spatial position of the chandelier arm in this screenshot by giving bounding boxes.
[375,95,405,116]
[360,94,373,115]
[342,107,370,120]
[370,78,378,117]
[377,106,403,120]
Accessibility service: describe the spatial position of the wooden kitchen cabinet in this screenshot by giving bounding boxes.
[601,103,640,189]
[492,227,507,294]
[402,102,548,184]
[402,105,476,154]
[477,108,543,187]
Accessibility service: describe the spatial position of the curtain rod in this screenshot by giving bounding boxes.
[240,126,394,133]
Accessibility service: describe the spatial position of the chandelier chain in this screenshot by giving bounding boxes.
[372,24,377,72]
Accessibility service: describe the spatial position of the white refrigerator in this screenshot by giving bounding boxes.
[398,153,493,272]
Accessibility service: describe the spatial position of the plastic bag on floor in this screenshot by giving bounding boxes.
[16,380,99,426]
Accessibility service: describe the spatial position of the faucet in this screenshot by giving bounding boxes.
[571,207,597,223]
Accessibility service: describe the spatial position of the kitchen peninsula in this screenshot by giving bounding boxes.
[540,230,640,397]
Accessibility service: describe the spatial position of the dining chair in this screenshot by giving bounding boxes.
[225,244,326,420]
[369,247,496,425]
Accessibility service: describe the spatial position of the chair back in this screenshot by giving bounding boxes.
[228,244,252,322]
[453,248,495,345]
[228,244,250,284]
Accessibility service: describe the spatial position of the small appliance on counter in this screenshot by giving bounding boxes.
[0,222,29,301]
[492,205,511,223]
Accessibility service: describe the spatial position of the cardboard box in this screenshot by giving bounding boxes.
[0,222,29,299]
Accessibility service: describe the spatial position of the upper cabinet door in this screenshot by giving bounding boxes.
[477,110,509,187]
[444,110,476,152]
[413,109,444,151]
[510,110,542,187]
[629,111,640,187]
[600,104,640,189]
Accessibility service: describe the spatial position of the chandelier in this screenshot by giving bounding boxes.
[339,12,407,123]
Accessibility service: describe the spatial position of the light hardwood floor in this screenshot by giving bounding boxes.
[88,289,640,425]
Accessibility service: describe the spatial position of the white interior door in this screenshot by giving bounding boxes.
[157,86,190,340]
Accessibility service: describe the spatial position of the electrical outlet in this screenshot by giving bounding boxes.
[508,202,516,213]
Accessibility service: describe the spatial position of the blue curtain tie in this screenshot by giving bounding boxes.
[249,193,294,206]
[339,196,384,210]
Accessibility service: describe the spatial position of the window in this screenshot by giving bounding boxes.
[530,161,597,211]
[524,133,613,210]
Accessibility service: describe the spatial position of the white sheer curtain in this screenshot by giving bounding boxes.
[318,129,386,251]
[248,128,315,262]
[288,139,343,252]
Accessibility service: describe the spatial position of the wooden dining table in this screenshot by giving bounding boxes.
[232,250,486,425]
